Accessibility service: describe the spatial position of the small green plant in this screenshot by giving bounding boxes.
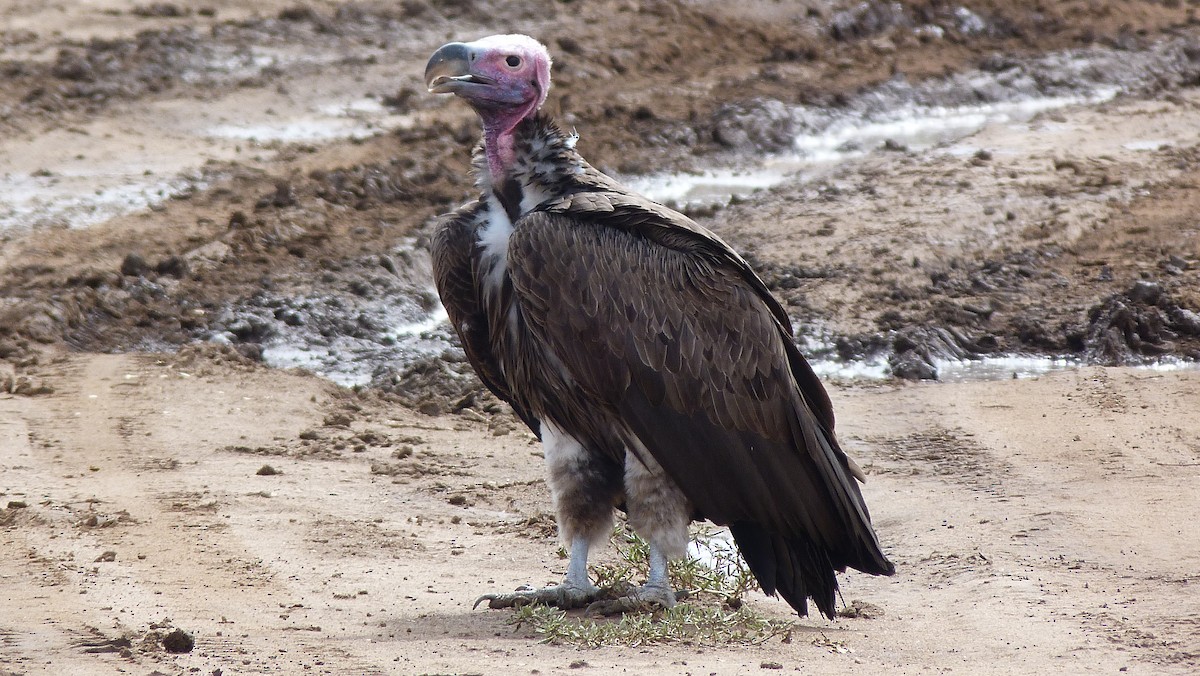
[671,524,760,602]
[509,603,793,648]
[589,524,649,589]
[508,523,791,647]
[591,523,759,605]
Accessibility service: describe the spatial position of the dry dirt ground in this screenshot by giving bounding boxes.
[2,1,1200,674]
[2,355,1198,675]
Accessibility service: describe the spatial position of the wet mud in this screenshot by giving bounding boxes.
[3,0,1200,396]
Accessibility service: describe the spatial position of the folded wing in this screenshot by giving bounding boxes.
[507,204,893,617]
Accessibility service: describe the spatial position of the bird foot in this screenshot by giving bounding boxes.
[473,581,600,610]
[584,581,686,616]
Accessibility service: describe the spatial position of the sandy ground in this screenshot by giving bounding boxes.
[2,355,1198,675]
[3,1,1200,674]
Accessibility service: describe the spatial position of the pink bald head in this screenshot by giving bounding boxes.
[425,35,553,177]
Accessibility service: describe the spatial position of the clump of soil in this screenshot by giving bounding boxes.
[1085,281,1200,364]
[161,627,194,653]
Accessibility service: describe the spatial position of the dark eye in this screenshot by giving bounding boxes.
[505,55,521,68]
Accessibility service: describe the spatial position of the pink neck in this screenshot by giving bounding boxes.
[479,101,538,183]
[482,121,516,182]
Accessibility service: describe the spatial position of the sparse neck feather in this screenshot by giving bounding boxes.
[478,98,540,182]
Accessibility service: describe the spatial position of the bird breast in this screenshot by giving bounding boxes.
[478,194,514,297]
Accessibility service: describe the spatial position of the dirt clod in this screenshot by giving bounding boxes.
[120,253,150,277]
[162,628,194,653]
[838,600,885,619]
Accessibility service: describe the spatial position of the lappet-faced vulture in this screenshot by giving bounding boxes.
[425,34,893,618]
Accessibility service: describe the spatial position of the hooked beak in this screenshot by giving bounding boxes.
[425,42,493,94]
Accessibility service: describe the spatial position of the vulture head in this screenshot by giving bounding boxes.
[426,34,551,128]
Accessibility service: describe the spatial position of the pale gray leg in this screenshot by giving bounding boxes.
[643,543,675,600]
[565,535,593,589]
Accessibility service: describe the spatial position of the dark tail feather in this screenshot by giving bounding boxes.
[730,522,841,620]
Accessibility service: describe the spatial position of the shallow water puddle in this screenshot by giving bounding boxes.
[0,172,196,231]
[932,355,1080,383]
[629,89,1118,207]
[808,354,892,381]
[207,99,415,143]
[260,343,373,387]
[207,117,383,142]
[804,353,1079,383]
[828,354,1199,383]
[259,296,449,388]
[259,295,1196,386]
[392,305,449,338]
[793,90,1116,160]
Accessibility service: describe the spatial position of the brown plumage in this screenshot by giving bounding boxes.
[426,35,893,618]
